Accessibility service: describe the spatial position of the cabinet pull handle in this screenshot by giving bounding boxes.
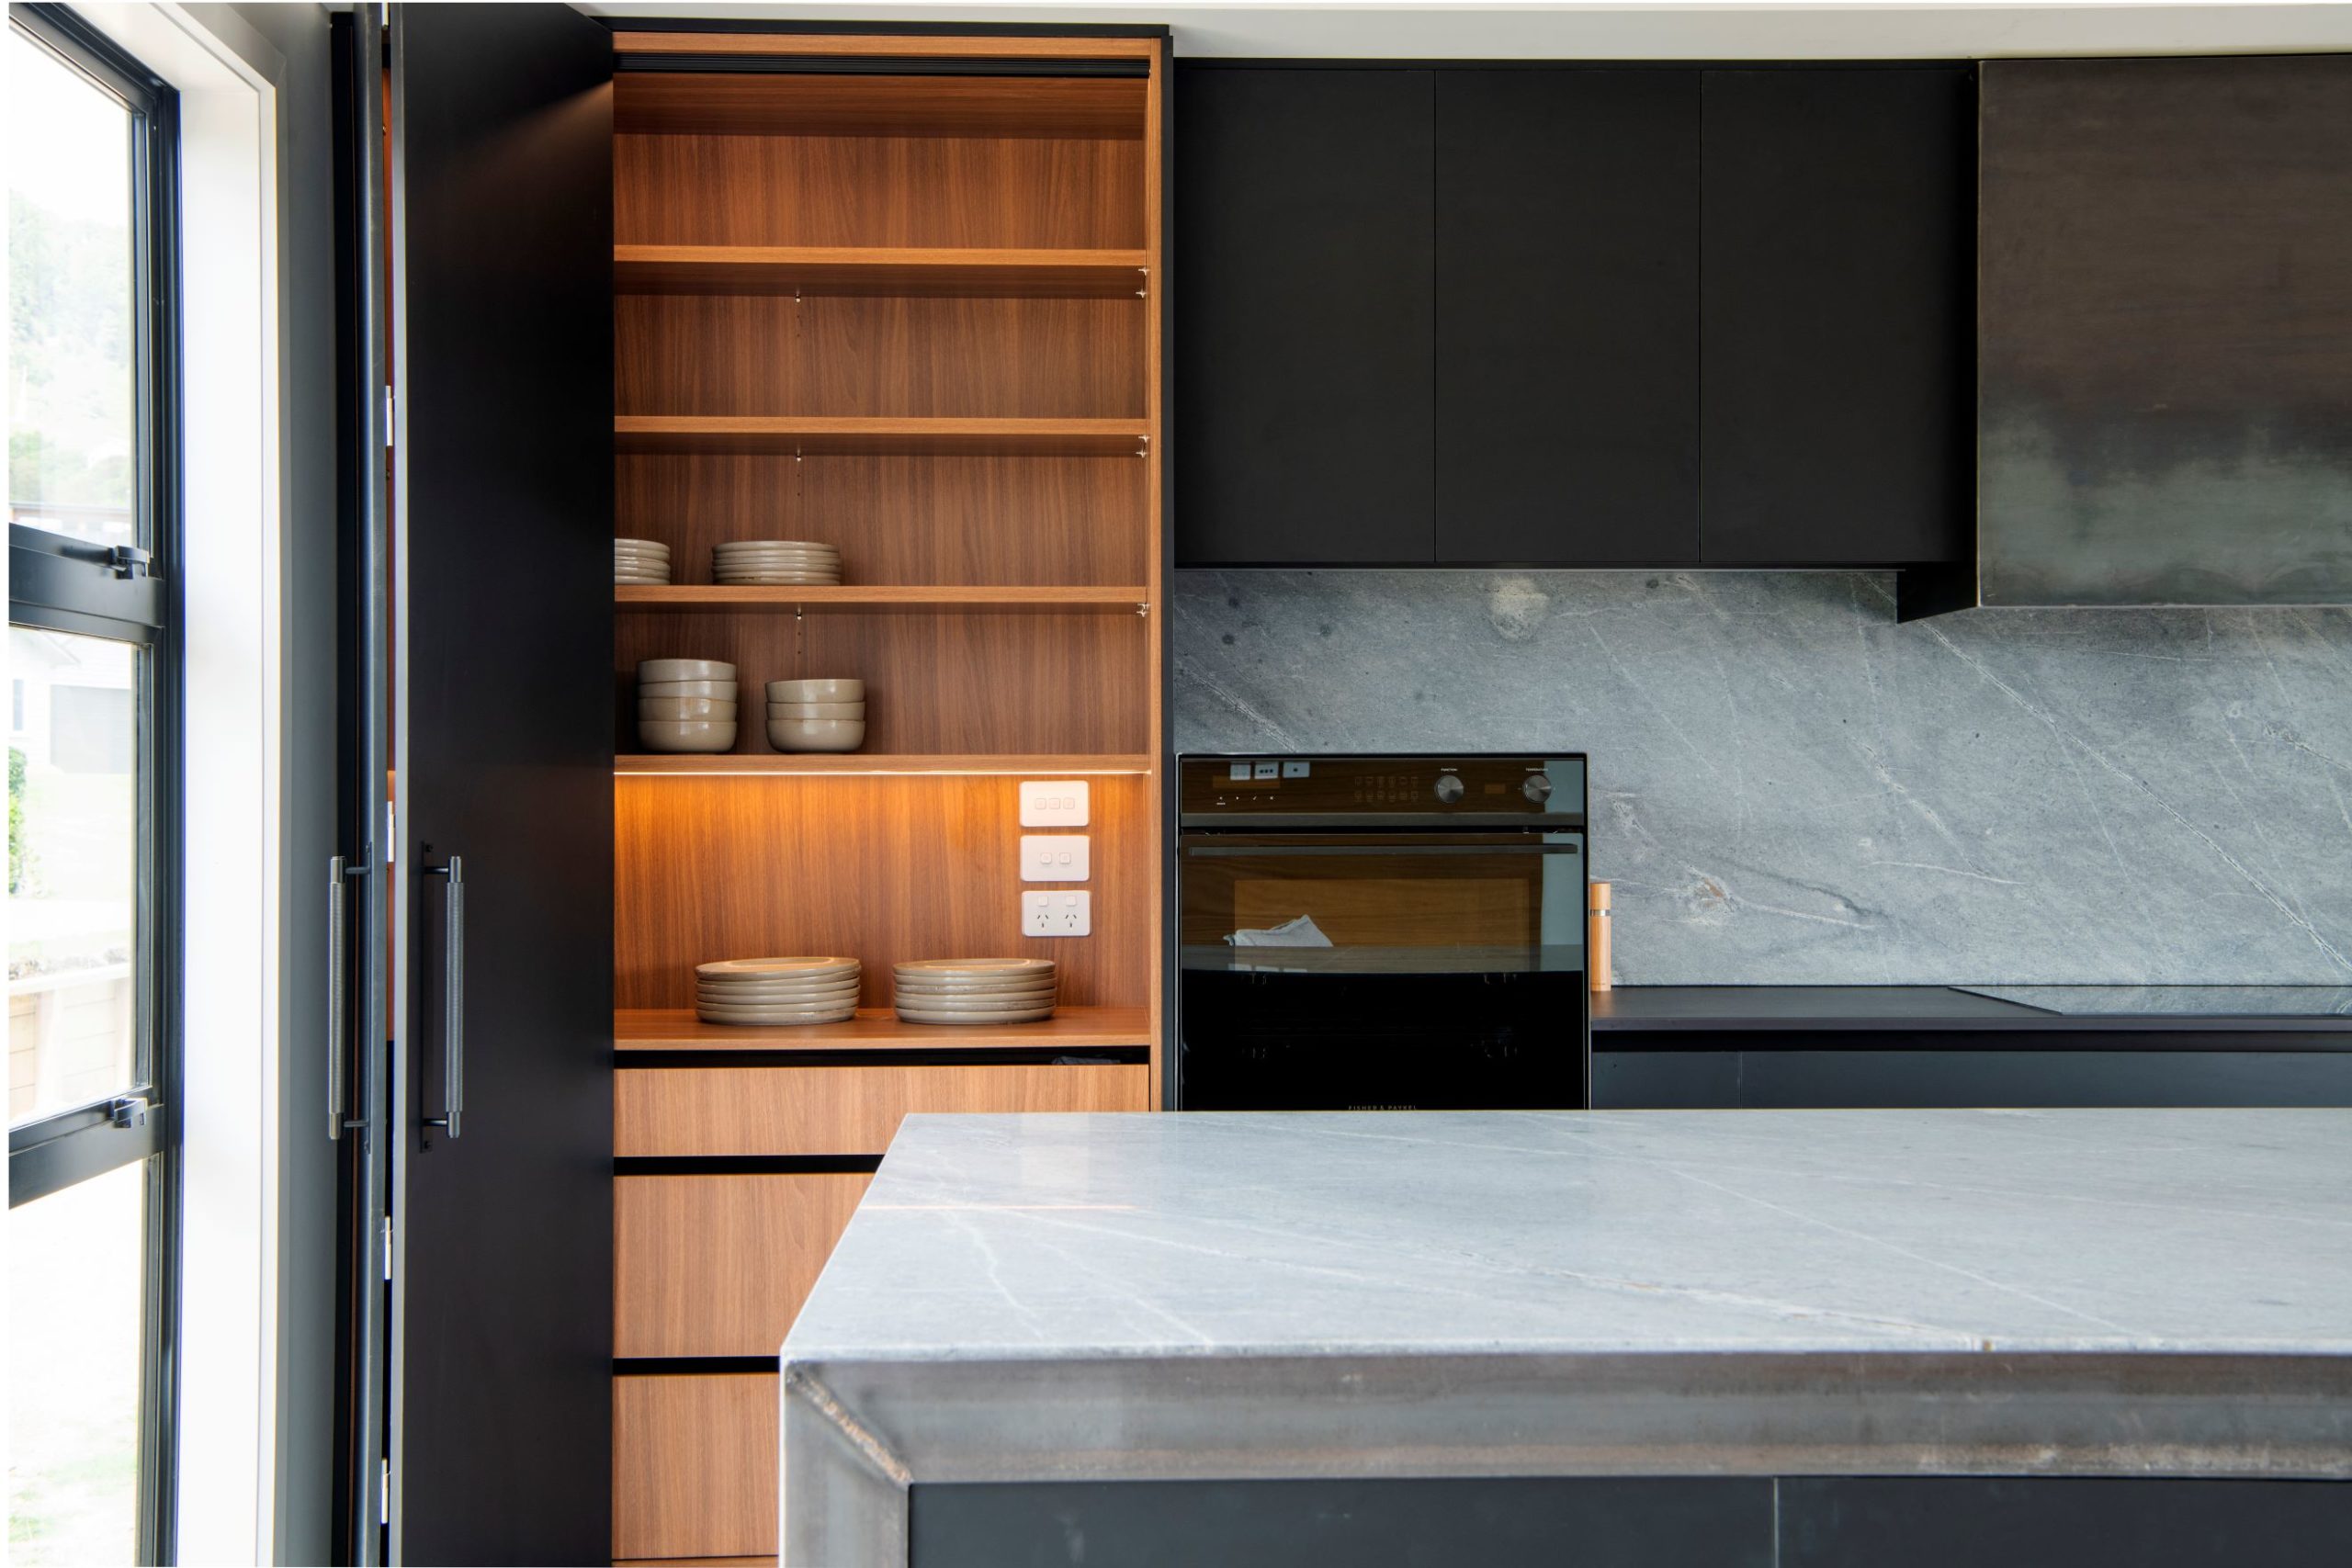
[329,855,350,1140]
[424,856,465,1138]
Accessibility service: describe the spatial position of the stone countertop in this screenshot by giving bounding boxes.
[1592,985,2352,1034]
[780,1109,2352,1561]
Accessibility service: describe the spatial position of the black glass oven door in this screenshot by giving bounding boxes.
[1175,833,1589,1111]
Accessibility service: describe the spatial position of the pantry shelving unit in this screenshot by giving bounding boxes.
[605,27,1168,1565]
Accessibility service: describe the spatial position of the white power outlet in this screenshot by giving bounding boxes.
[1023,890,1091,937]
[1019,780,1090,828]
[1019,834,1091,882]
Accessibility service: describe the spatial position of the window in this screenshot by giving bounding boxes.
[6,6,180,1562]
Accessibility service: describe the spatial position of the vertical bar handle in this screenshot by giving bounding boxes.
[424,857,464,1138]
[328,855,350,1140]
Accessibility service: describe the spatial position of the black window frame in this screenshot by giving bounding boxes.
[6,6,184,1562]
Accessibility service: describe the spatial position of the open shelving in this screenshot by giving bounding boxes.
[616,243,1149,298]
[615,415,1148,457]
[615,1004,1151,1053]
[616,584,1148,614]
[614,752,1151,777]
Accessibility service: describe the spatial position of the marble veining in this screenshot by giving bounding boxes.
[1173,570,2352,986]
[786,1110,2352,1362]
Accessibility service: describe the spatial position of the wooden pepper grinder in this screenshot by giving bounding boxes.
[1588,880,1612,992]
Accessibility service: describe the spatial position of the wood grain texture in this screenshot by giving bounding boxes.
[613,776,1149,1010]
[613,1004,1150,1053]
[616,131,1143,246]
[1142,40,1168,1106]
[613,32,1159,62]
[612,609,1148,757]
[615,1173,870,1357]
[612,1372,777,1560]
[614,452,1148,587]
[615,415,1147,457]
[1979,55,2352,605]
[615,585,1148,614]
[614,244,1150,298]
[614,1060,1148,1155]
[616,296,1144,420]
[611,754,1151,778]
[615,73,1147,140]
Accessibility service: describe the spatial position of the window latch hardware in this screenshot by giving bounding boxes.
[108,1094,152,1129]
[107,545,153,581]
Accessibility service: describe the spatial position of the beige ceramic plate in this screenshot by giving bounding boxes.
[638,719,737,753]
[715,541,838,553]
[766,678,864,702]
[695,981,863,1002]
[894,1005,1056,1026]
[891,987,1057,1009]
[615,575,672,585]
[695,1005,859,1026]
[768,701,865,720]
[896,958,1057,979]
[639,696,737,720]
[695,956,860,979]
[638,657,735,682]
[893,978,1057,996]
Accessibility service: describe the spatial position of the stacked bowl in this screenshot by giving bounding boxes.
[639,657,738,753]
[714,539,842,586]
[695,957,862,1026]
[768,678,865,753]
[893,958,1057,1025]
[615,537,671,584]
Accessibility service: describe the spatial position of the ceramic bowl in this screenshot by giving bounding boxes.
[613,548,671,564]
[767,700,865,720]
[614,536,670,552]
[638,657,734,683]
[637,718,738,754]
[638,695,737,721]
[638,678,738,701]
[767,716,865,754]
[767,678,864,703]
[715,539,836,553]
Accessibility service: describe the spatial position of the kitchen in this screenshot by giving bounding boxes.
[3,2,2348,1566]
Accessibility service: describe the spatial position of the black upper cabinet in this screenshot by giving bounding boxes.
[1174,66,1435,565]
[1698,68,1975,567]
[1435,70,1701,566]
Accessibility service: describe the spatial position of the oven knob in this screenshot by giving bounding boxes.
[1433,774,1465,804]
[1522,773,1553,803]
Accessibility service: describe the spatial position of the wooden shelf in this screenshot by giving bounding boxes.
[616,245,1149,299]
[616,416,1148,457]
[614,753,1152,777]
[615,1005,1151,1054]
[614,70,1148,140]
[616,584,1148,614]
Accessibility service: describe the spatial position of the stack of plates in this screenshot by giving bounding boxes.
[639,657,738,752]
[615,537,671,584]
[767,678,865,753]
[894,958,1057,1025]
[714,539,842,586]
[695,957,862,1026]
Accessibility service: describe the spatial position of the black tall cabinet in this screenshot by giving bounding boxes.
[333,5,616,1562]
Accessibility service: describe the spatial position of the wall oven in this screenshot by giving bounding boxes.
[1174,754,1590,1111]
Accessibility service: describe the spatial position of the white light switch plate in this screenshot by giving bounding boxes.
[1019,779,1090,828]
[1020,834,1091,882]
[1023,890,1091,937]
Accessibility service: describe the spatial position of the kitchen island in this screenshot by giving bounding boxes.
[781,1110,2352,1565]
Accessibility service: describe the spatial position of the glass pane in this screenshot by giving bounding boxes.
[9,627,140,1125]
[6,1158,145,1564]
[6,27,138,548]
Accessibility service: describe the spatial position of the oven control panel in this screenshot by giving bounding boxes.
[1181,755,1587,823]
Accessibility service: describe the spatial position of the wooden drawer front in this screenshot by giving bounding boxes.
[615,1061,1149,1156]
[616,1172,870,1358]
[613,1371,776,1562]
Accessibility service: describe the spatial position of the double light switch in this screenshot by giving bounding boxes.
[1020,834,1091,882]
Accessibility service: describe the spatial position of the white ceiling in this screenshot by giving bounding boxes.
[581,2,2352,60]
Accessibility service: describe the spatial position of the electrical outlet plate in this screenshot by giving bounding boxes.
[1019,834,1091,882]
[1019,779,1089,828]
[1023,889,1091,937]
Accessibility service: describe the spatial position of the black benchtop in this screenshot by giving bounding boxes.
[1591,986,2352,1036]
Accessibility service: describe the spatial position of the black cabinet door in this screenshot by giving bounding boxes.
[1434,70,1701,566]
[1174,66,1434,565]
[1699,68,1974,567]
[388,5,614,1563]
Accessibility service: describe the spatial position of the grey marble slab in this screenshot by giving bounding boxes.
[781,1110,2352,1562]
[1173,570,2352,987]
[1961,985,2352,1017]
